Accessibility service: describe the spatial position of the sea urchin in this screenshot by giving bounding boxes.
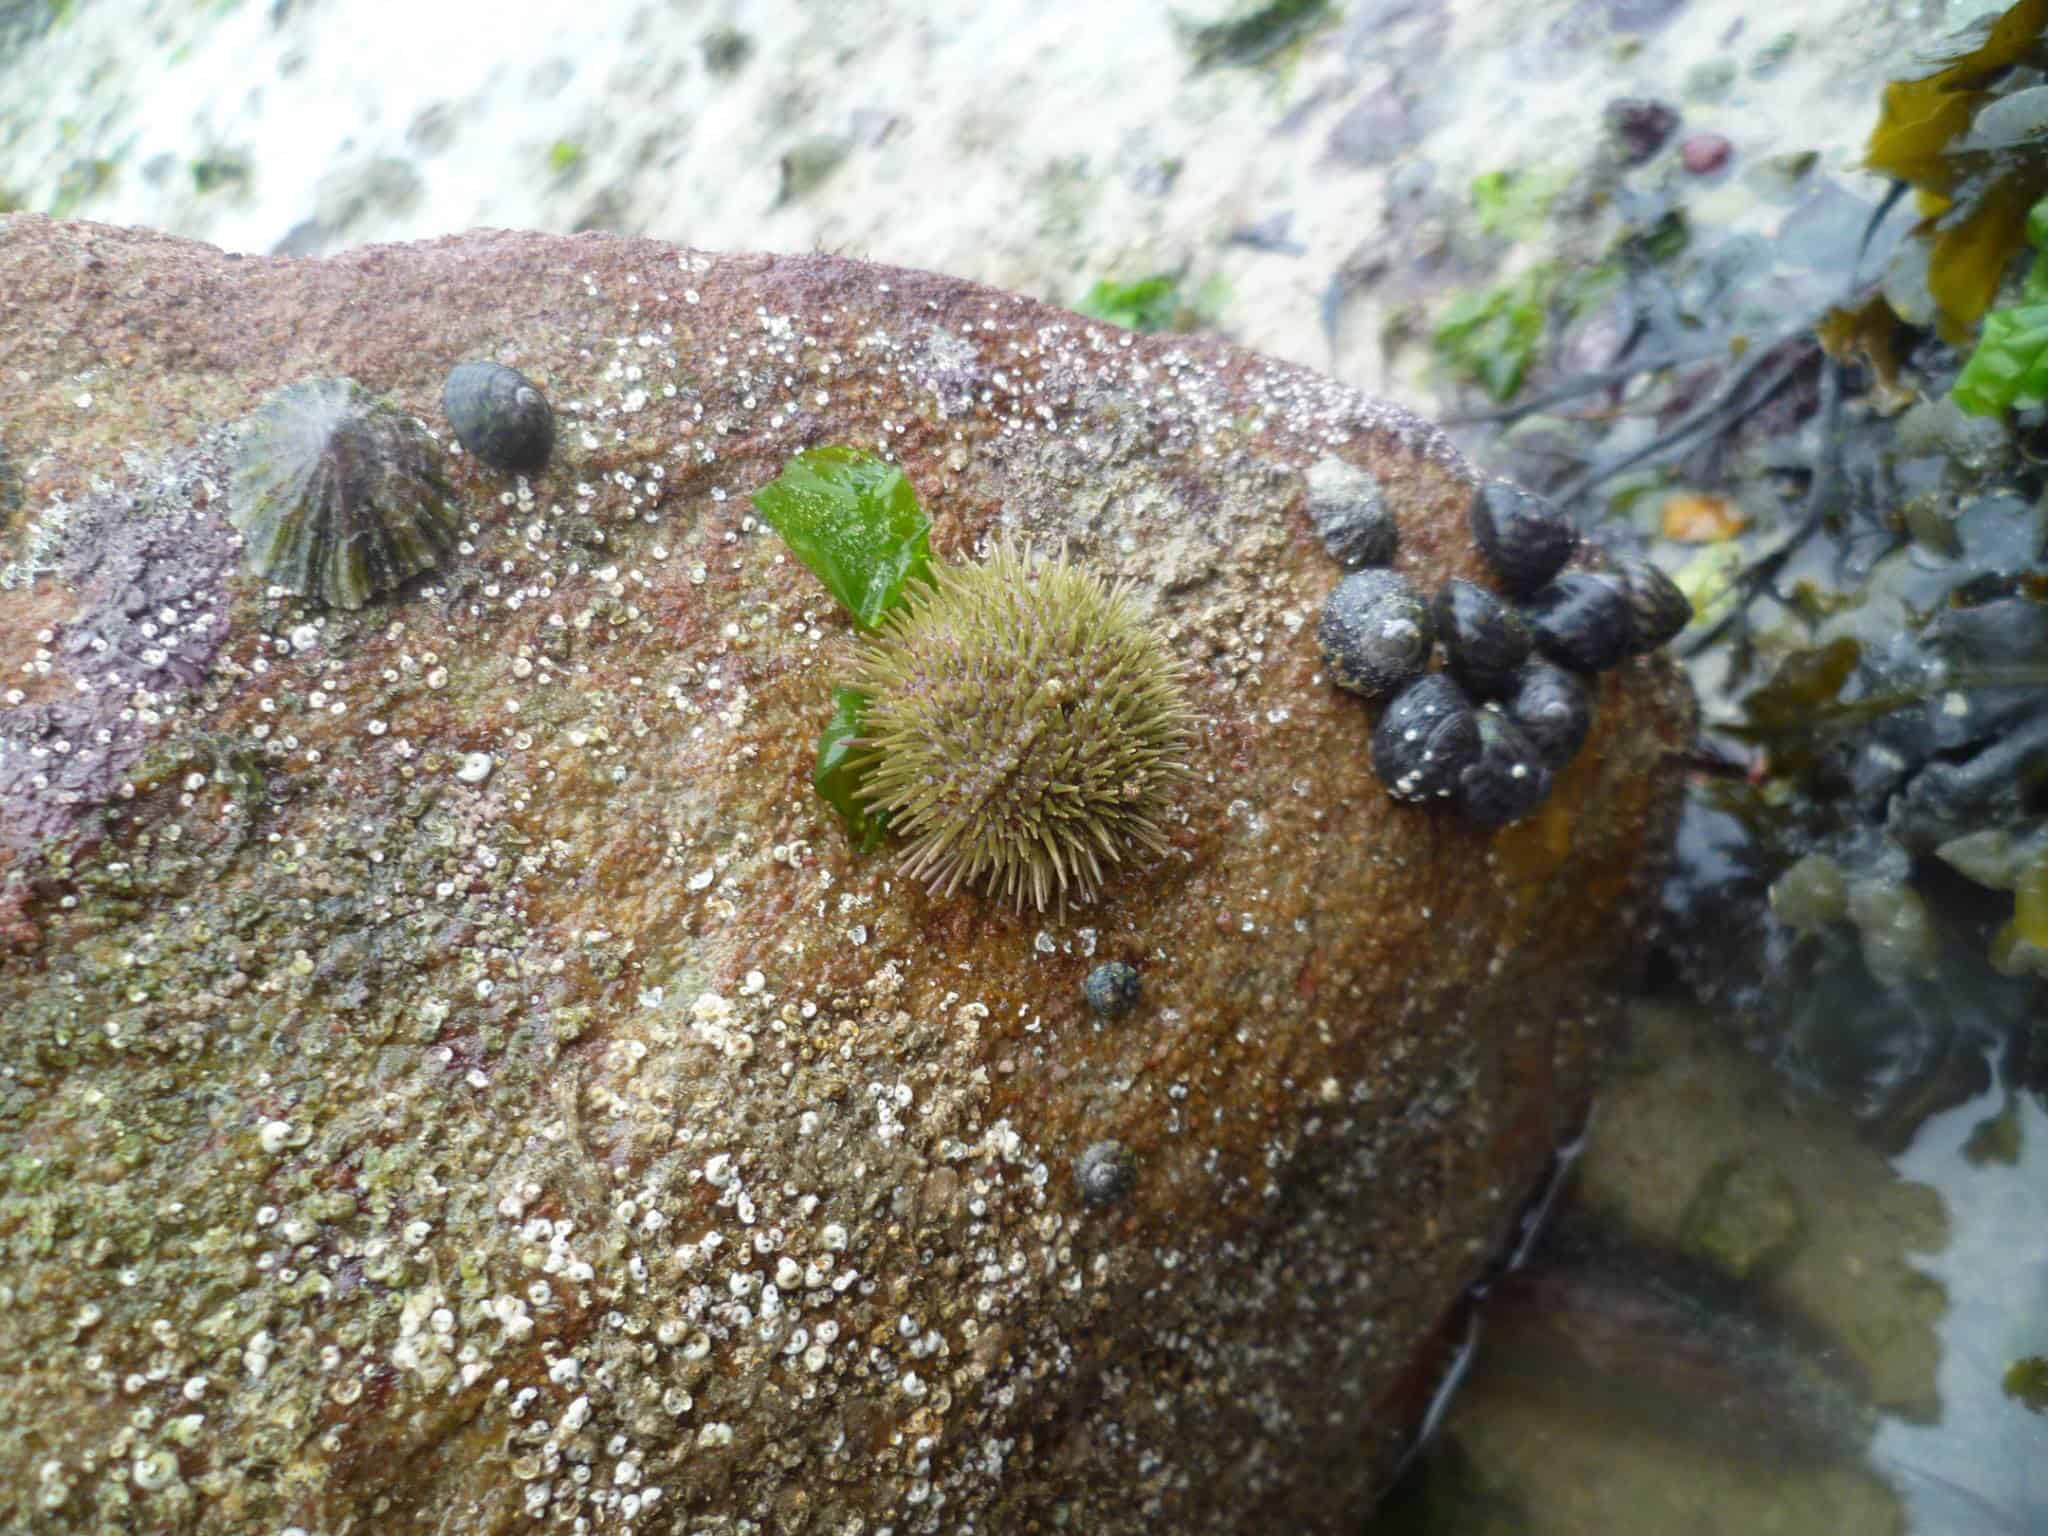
[848,544,1195,913]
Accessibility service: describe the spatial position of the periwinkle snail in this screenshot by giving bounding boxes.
[1075,1140,1138,1206]
[1304,456,1399,570]
[1319,568,1434,700]
[1615,556,1693,656]
[1523,570,1638,675]
[1433,578,1531,700]
[443,361,555,475]
[1502,662,1594,770]
[1370,672,1480,804]
[1469,480,1576,596]
[1456,709,1553,829]
[1084,961,1143,1020]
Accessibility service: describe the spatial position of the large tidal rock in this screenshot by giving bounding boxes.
[0,216,1691,1534]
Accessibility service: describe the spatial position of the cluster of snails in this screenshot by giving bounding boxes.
[225,362,555,610]
[1313,471,1690,829]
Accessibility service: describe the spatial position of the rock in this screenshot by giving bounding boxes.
[701,25,754,77]
[1679,1154,1807,1280]
[777,135,851,204]
[1606,0,1686,32]
[314,154,426,233]
[0,216,1692,1533]
[1603,98,1679,166]
[1680,131,1732,175]
[1572,1001,1947,1420]
[1325,69,1423,168]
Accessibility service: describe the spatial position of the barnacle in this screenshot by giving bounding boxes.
[228,376,458,610]
[1074,1140,1138,1205]
[847,544,1195,913]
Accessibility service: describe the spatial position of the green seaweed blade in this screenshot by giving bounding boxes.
[1951,193,2048,414]
[749,445,934,628]
[1077,275,1183,333]
[814,686,888,851]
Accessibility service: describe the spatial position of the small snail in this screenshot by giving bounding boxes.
[1303,456,1399,570]
[1469,480,1577,596]
[1083,961,1143,1020]
[1502,661,1595,770]
[1523,571,1637,674]
[1319,568,1435,700]
[1614,556,1693,655]
[1457,709,1553,828]
[1075,1140,1138,1205]
[1370,672,1480,803]
[443,361,555,475]
[228,376,458,610]
[1433,578,1532,700]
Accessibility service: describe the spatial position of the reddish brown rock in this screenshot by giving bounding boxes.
[1681,132,1733,175]
[0,215,1691,1534]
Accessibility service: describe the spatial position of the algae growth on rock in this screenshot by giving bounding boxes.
[0,215,1690,1534]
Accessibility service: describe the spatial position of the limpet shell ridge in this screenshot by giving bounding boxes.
[227,376,459,610]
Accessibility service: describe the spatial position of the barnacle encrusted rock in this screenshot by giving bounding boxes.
[0,215,1692,1535]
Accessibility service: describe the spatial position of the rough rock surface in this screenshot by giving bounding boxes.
[0,216,1691,1534]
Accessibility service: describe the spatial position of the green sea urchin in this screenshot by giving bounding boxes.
[849,544,1195,912]
[228,377,459,610]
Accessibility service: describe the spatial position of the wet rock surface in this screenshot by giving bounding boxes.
[1386,998,1953,1536]
[0,216,1690,1534]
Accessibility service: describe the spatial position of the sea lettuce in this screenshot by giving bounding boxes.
[1951,195,2048,415]
[749,446,935,845]
[748,445,933,629]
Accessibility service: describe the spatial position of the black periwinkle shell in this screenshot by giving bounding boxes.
[228,376,459,611]
[1457,709,1553,829]
[1504,661,1594,769]
[1319,568,1434,700]
[1469,479,1577,596]
[1523,571,1637,674]
[1432,578,1532,699]
[443,361,555,475]
[1370,672,1481,803]
[1615,556,1692,654]
[1083,961,1142,1020]
[1304,455,1399,569]
[1075,1140,1138,1205]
